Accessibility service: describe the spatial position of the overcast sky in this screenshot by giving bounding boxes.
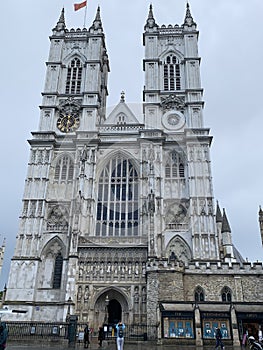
[0,0,263,289]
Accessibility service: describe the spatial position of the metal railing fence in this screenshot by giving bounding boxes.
[6,321,68,341]
[5,321,157,343]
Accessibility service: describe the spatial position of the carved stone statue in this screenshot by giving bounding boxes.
[148,190,155,214]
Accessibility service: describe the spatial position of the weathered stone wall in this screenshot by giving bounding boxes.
[158,271,185,300]
[183,263,263,302]
[147,260,263,303]
[147,272,159,325]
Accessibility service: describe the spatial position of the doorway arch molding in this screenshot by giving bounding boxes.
[94,286,131,312]
[93,287,132,326]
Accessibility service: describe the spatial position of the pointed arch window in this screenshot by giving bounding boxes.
[96,156,139,237]
[163,55,181,91]
[221,286,232,302]
[165,151,185,179]
[194,286,205,302]
[65,58,83,94]
[52,253,63,289]
[54,155,74,183]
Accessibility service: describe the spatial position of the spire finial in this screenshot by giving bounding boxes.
[95,6,101,21]
[53,8,66,32]
[149,4,154,19]
[183,1,196,28]
[144,4,158,30]
[60,7,65,21]
[89,6,103,31]
[120,91,125,103]
[216,201,223,223]
[222,208,231,233]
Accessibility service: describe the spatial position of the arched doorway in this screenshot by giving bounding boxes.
[94,289,129,330]
[108,299,121,325]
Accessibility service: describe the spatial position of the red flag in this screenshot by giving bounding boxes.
[74,1,87,11]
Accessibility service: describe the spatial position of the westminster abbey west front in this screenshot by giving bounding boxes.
[4,4,263,347]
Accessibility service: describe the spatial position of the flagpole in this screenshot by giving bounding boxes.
[83,2,87,28]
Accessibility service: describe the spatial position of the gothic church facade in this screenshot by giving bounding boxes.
[4,4,263,346]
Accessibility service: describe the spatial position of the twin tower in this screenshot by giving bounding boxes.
[4,6,251,345]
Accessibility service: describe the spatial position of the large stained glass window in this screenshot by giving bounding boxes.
[96,156,139,236]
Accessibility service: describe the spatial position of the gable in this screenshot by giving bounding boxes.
[103,101,141,125]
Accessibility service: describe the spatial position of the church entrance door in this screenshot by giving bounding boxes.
[94,290,129,329]
[108,299,121,325]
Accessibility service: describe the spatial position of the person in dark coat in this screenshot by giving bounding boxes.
[98,326,104,347]
[215,327,225,350]
[84,324,90,348]
[0,322,8,350]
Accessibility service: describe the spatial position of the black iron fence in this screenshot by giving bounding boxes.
[5,321,157,343]
[6,321,68,342]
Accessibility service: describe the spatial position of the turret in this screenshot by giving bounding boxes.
[89,6,103,33]
[216,201,223,256]
[87,6,110,122]
[216,201,223,224]
[144,4,158,31]
[38,7,110,133]
[143,2,203,130]
[221,209,236,262]
[183,2,196,30]
[52,8,66,34]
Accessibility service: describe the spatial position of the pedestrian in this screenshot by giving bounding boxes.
[98,326,104,347]
[0,322,8,350]
[84,323,90,348]
[116,321,125,350]
[215,327,225,350]
[242,331,247,347]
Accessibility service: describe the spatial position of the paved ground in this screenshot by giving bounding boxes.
[5,340,244,350]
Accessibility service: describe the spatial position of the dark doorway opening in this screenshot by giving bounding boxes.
[108,299,121,325]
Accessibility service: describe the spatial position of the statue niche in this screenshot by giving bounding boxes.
[46,205,69,231]
[165,202,188,231]
[166,235,191,264]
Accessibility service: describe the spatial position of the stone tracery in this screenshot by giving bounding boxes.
[166,235,191,264]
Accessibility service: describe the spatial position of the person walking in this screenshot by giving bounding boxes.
[98,326,104,347]
[0,322,8,350]
[215,327,225,350]
[116,321,125,350]
[84,323,90,348]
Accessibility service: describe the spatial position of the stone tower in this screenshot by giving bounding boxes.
[5,7,111,322]
[142,3,220,262]
[5,4,240,328]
